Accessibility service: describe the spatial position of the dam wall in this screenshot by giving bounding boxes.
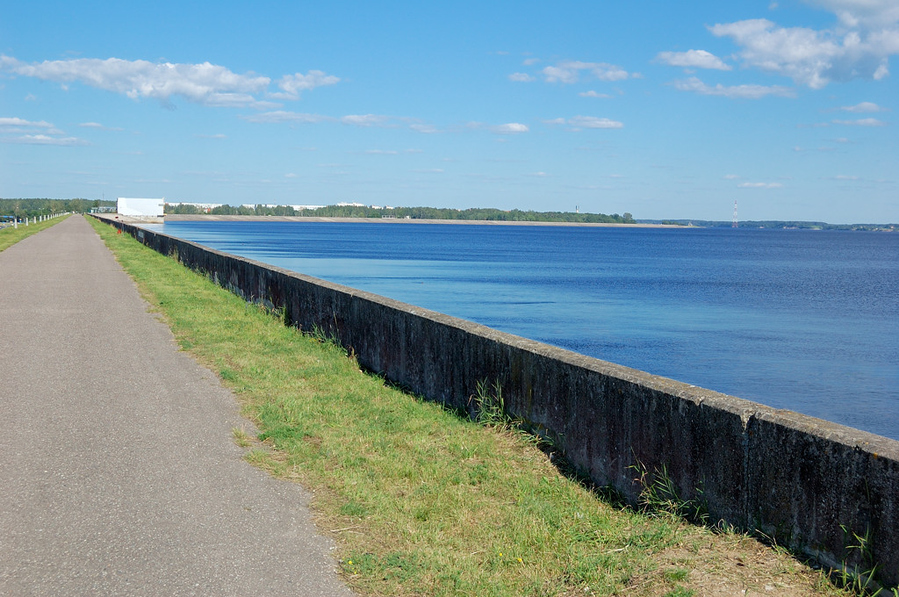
[100,215,899,584]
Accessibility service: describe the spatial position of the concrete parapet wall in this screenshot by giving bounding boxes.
[99,215,899,585]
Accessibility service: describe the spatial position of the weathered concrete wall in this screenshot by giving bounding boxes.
[99,215,899,585]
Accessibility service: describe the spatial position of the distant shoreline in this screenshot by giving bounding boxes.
[161,214,684,228]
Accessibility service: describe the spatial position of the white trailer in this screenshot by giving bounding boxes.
[117,198,165,218]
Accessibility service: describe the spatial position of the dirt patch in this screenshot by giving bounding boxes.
[627,523,844,597]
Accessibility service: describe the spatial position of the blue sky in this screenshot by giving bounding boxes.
[1,1,897,223]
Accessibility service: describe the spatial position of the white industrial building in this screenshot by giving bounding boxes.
[117,198,165,218]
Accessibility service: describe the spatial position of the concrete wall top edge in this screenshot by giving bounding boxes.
[110,216,899,457]
[753,408,899,461]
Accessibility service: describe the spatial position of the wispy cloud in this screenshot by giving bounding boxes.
[340,114,392,127]
[579,90,612,98]
[0,116,86,145]
[833,117,888,126]
[738,181,784,188]
[508,72,535,82]
[545,116,624,130]
[839,102,888,113]
[568,116,623,129]
[5,134,87,146]
[672,76,795,98]
[272,70,339,100]
[490,122,529,134]
[410,123,440,134]
[78,121,123,131]
[0,54,338,109]
[242,111,332,124]
[542,60,635,84]
[656,49,732,70]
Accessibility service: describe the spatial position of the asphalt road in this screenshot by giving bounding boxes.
[0,215,355,596]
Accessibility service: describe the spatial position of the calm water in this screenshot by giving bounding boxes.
[144,221,899,440]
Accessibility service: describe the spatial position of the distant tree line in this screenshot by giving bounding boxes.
[0,198,114,218]
[165,203,292,216]
[317,205,635,223]
[166,202,636,224]
[646,219,896,231]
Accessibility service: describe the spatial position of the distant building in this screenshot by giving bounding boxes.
[117,197,165,218]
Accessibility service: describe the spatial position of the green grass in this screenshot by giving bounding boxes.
[88,216,854,597]
[0,215,70,251]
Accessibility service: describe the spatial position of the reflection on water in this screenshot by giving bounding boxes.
[145,221,899,440]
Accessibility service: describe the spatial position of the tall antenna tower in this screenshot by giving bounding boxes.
[732,200,738,228]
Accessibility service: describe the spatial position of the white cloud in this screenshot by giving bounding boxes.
[491,122,529,134]
[0,54,338,108]
[0,116,54,130]
[579,90,612,98]
[364,149,399,154]
[673,76,796,98]
[285,173,298,178]
[508,72,535,82]
[833,117,888,125]
[804,0,899,28]
[656,49,732,70]
[542,60,632,84]
[709,13,899,88]
[840,101,887,112]
[738,181,784,188]
[724,174,742,179]
[196,133,227,139]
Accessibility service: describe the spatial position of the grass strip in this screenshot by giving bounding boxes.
[88,216,851,597]
[0,215,71,251]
